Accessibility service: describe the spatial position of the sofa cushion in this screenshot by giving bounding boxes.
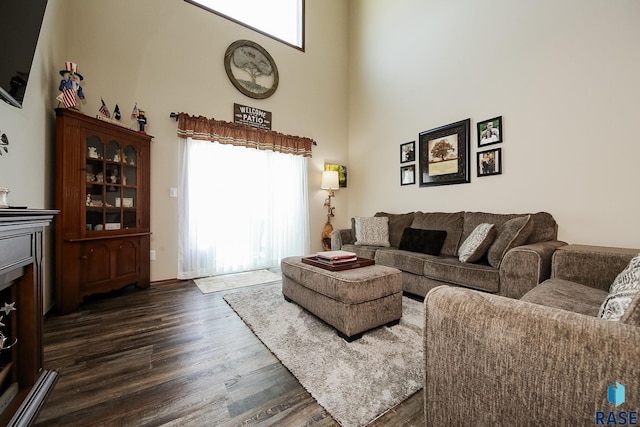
[375,248,432,276]
[521,279,609,317]
[354,216,390,247]
[422,256,500,293]
[374,212,415,247]
[341,243,378,260]
[486,215,533,268]
[461,211,557,245]
[398,228,447,256]
[458,223,496,263]
[411,211,464,257]
[599,253,640,321]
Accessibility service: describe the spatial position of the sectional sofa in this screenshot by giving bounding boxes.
[331,211,566,299]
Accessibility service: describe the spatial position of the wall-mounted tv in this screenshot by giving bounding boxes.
[0,0,48,108]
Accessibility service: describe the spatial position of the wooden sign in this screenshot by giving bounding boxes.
[233,103,272,130]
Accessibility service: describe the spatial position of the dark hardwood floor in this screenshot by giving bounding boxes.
[34,279,424,426]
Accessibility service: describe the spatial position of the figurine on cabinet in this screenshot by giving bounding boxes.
[137,110,147,134]
[88,146,98,158]
[57,62,85,109]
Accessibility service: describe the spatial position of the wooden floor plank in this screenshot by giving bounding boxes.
[34,280,424,426]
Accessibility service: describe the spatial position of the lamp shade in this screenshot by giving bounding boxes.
[321,170,339,190]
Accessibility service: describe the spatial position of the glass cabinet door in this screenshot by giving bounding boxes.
[85,137,138,232]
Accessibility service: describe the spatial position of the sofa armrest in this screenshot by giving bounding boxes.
[424,286,640,426]
[552,244,639,292]
[498,240,566,299]
[330,228,354,250]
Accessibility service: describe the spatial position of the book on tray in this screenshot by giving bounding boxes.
[315,250,357,264]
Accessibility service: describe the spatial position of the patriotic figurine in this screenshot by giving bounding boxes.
[57,61,85,109]
[137,110,147,134]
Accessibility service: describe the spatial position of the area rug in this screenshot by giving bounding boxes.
[194,269,281,294]
[223,283,424,427]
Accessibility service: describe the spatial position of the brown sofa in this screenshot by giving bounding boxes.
[424,244,640,425]
[331,211,565,299]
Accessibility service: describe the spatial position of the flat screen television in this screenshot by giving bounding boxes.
[0,0,48,108]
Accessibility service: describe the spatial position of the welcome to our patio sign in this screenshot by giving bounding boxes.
[233,103,272,130]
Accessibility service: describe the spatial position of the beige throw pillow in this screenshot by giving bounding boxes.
[354,216,390,247]
[486,215,533,268]
[599,253,640,321]
[458,223,496,263]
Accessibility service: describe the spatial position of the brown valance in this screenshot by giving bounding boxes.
[176,113,313,157]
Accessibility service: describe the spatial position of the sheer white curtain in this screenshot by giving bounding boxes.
[178,137,310,279]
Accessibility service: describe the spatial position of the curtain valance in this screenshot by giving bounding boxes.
[176,113,313,157]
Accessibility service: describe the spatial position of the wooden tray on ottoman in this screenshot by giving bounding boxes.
[301,256,374,271]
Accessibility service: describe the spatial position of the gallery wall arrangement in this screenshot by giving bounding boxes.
[399,116,504,187]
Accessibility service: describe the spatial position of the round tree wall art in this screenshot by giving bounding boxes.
[224,40,279,99]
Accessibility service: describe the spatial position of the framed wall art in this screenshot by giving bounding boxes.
[419,119,471,187]
[401,165,415,185]
[400,141,415,163]
[477,116,502,147]
[224,40,279,99]
[324,163,348,188]
[477,147,502,177]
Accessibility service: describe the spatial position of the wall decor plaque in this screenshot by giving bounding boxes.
[224,40,279,99]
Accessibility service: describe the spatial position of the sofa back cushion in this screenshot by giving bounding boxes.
[374,212,415,247]
[461,211,557,245]
[411,212,464,256]
[486,215,534,268]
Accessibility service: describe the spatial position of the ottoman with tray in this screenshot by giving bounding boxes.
[280,256,403,341]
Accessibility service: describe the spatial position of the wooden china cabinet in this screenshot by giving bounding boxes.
[54,108,152,314]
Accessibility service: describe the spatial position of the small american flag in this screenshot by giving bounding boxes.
[131,102,139,120]
[99,98,111,118]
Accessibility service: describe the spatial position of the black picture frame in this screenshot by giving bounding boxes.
[477,116,502,147]
[400,141,415,163]
[400,165,415,185]
[419,119,471,187]
[477,147,502,177]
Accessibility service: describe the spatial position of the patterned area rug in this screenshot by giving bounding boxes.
[193,269,281,294]
[224,283,424,427]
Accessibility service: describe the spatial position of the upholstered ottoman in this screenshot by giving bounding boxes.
[280,256,403,341]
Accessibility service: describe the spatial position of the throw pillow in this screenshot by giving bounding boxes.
[458,223,496,263]
[354,216,390,247]
[486,215,533,268]
[398,228,447,256]
[598,254,640,321]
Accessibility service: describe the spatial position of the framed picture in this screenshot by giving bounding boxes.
[400,141,415,163]
[400,165,415,185]
[477,148,502,177]
[224,40,279,99]
[419,119,471,187]
[324,163,348,188]
[477,116,502,147]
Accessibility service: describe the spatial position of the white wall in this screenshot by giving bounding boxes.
[55,0,349,281]
[348,0,640,249]
[0,1,66,312]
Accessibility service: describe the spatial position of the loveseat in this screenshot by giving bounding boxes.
[423,244,640,425]
[331,211,566,299]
